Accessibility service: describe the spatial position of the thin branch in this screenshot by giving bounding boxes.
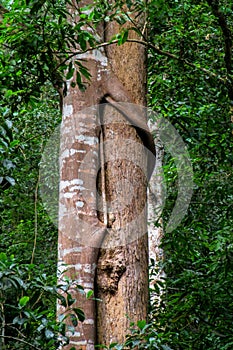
[31,291,44,309]
[121,7,148,42]
[0,335,41,350]
[141,19,147,38]
[5,324,27,339]
[53,38,228,85]
[132,40,228,84]
[1,2,229,89]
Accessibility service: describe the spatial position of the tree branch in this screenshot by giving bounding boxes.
[1,2,229,90]
[0,335,41,350]
[53,38,228,86]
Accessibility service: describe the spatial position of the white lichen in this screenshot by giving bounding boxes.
[63,104,73,118]
[75,135,98,145]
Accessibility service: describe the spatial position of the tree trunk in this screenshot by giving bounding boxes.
[57,56,107,350]
[95,18,148,345]
[57,4,151,349]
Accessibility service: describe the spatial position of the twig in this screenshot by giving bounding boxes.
[0,335,41,350]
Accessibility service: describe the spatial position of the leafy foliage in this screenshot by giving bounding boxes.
[0,0,93,99]
[147,1,233,349]
[0,83,60,266]
[1,0,233,349]
[0,117,18,189]
[0,253,86,349]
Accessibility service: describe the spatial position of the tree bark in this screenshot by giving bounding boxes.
[95,17,148,345]
[57,3,151,349]
[58,56,107,350]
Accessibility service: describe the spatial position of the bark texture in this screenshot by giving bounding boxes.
[96,16,149,346]
[58,3,152,349]
[58,58,107,350]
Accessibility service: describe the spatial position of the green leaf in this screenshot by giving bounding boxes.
[79,35,87,51]
[73,307,85,322]
[67,293,76,306]
[66,67,75,80]
[121,30,128,45]
[10,140,20,147]
[86,290,94,299]
[45,329,54,339]
[57,294,67,307]
[13,316,27,325]
[76,71,82,85]
[5,176,15,186]
[79,66,91,80]
[0,252,8,262]
[137,319,146,330]
[19,296,30,307]
[76,72,86,91]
